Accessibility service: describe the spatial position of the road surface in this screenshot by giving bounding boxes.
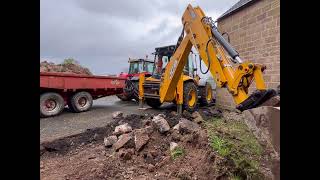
[40,96,174,143]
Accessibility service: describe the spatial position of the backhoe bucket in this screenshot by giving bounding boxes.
[236,89,277,112]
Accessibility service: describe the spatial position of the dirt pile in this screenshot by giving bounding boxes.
[40,61,92,75]
[40,108,277,180]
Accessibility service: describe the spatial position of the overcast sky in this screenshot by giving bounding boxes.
[40,0,238,75]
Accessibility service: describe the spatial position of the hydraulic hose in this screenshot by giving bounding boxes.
[199,38,213,74]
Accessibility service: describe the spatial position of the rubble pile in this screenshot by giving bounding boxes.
[40,61,92,75]
[40,107,274,180]
[95,110,231,179]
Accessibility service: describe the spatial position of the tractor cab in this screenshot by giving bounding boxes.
[127,58,154,77]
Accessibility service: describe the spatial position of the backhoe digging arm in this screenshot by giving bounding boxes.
[159,4,276,111]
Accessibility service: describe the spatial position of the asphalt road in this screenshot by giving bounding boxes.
[40,96,174,143]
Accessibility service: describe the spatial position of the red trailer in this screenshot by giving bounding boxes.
[40,72,126,118]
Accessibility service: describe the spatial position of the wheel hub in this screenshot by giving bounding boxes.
[188,90,196,107]
[207,87,212,101]
[44,99,57,111]
[78,97,87,107]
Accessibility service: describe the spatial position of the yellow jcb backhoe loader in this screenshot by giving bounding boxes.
[139,4,278,113]
[139,4,280,160]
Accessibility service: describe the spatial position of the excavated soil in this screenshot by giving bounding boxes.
[40,108,277,180]
[40,61,92,75]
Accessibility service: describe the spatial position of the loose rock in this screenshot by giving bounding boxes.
[177,118,200,134]
[173,124,180,131]
[113,133,133,150]
[152,114,170,133]
[191,111,204,124]
[118,148,134,160]
[170,142,179,151]
[93,133,99,141]
[170,111,178,116]
[113,123,132,135]
[112,111,124,119]
[210,108,223,118]
[147,164,155,172]
[182,110,192,119]
[134,128,150,151]
[104,136,118,147]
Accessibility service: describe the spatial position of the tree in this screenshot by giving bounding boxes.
[63,58,79,65]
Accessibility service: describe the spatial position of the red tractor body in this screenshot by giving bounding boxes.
[117,58,154,101]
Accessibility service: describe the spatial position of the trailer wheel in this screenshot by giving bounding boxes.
[69,91,93,113]
[145,98,162,109]
[199,83,214,106]
[183,82,198,112]
[40,92,64,118]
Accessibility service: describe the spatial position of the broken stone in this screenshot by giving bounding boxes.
[113,123,132,135]
[112,111,123,119]
[40,161,44,169]
[170,142,179,151]
[143,152,155,165]
[135,175,148,180]
[210,108,223,118]
[147,164,155,172]
[171,130,182,142]
[152,114,170,133]
[118,148,134,160]
[112,133,133,150]
[142,119,152,127]
[134,128,150,151]
[40,145,46,155]
[177,168,192,180]
[182,110,192,119]
[178,118,200,134]
[144,125,154,134]
[104,135,118,147]
[93,133,99,141]
[191,111,204,124]
[155,156,170,168]
[173,124,180,131]
[149,150,159,157]
[170,111,178,116]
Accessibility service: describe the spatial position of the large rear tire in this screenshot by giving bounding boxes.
[116,93,131,101]
[145,98,162,109]
[69,91,93,113]
[40,92,65,118]
[199,83,214,106]
[183,82,198,112]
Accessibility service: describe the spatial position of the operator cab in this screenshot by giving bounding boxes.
[152,45,196,79]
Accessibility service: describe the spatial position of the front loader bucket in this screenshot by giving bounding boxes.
[243,106,280,180]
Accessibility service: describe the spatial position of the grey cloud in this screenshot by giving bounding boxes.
[76,0,161,20]
[41,0,238,75]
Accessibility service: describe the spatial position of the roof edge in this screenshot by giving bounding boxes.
[217,0,259,21]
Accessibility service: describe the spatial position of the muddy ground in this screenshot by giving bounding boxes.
[40,107,278,180]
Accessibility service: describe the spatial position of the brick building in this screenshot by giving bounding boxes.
[216,0,280,109]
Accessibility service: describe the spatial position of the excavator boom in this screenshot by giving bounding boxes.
[158,4,276,111]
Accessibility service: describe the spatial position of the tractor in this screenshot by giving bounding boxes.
[117,58,154,101]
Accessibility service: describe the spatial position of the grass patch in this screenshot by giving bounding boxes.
[170,147,185,160]
[205,117,264,179]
